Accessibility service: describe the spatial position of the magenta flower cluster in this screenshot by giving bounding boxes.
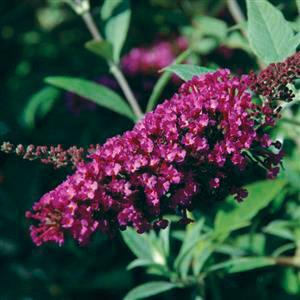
[26,69,283,246]
[121,37,188,76]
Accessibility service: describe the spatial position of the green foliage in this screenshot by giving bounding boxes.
[22,87,60,129]
[214,179,287,235]
[101,0,131,63]
[124,281,177,300]
[281,268,300,295]
[123,178,298,296]
[224,31,252,54]
[159,224,170,258]
[193,16,227,41]
[207,257,275,274]
[186,16,228,55]
[85,40,114,61]
[121,228,155,261]
[192,241,215,276]
[174,218,205,274]
[263,220,295,241]
[122,227,170,275]
[164,64,214,81]
[45,76,136,121]
[246,0,299,64]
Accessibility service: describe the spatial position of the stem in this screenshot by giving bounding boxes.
[275,256,300,268]
[82,11,102,41]
[80,11,143,120]
[227,0,245,32]
[146,48,192,112]
[110,64,143,119]
[226,0,265,69]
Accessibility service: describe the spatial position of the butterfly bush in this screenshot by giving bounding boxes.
[26,68,286,246]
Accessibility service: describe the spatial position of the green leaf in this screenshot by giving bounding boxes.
[146,265,172,277]
[281,268,300,295]
[177,219,205,260]
[263,220,295,241]
[289,18,300,32]
[188,16,228,54]
[235,233,266,256]
[192,241,215,275]
[228,21,248,33]
[214,179,286,235]
[164,64,215,81]
[121,228,153,261]
[85,40,113,61]
[171,230,185,241]
[144,231,167,266]
[193,16,228,41]
[215,244,246,257]
[246,0,299,64]
[22,87,60,129]
[127,259,156,270]
[224,31,252,54]
[227,257,275,273]
[45,76,135,121]
[193,38,218,55]
[101,0,131,62]
[272,243,295,257]
[290,32,300,50]
[159,225,170,258]
[124,281,176,300]
[174,219,206,276]
[208,257,275,274]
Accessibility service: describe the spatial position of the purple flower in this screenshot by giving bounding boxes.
[27,69,284,246]
[121,37,188,77]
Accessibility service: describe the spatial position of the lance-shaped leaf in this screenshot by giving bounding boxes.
[174,218,206,277]
[164,64,215,81]
[263,220,295,241]
[208,257,275,274]
[101,0,131,62]
[121,228,154,261]
[124,281,177,300]
[85,40,113,61]
[214,179,286,235]
[45,76,135,121]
